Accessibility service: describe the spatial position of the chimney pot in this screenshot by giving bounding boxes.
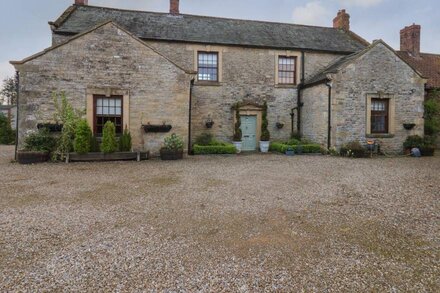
[75,0,88,5]
[400,24,421,57]
[333,9,350,31]
[170,0,180,15]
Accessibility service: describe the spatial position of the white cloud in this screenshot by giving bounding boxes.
[292,1,331,26]
[338,0,384,8]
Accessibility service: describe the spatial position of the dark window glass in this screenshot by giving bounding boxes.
[371,99,389,133]
[94,95,123,136]
[198,52,218,81]
[278,56,296,84]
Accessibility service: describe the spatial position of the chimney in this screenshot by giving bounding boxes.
[170,0,180,15]
[333,9,350,31]
[75,0,88,5]
[400,23,421,57]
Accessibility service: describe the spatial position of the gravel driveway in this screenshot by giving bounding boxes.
[0,145,439,292]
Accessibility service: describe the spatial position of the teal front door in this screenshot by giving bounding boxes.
[240,115,257,151]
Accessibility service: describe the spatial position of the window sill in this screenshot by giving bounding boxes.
[275,84,297,89]
[366,134,395,138]
[194,81,222,87]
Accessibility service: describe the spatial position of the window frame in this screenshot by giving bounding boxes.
[197,51,219,82]
[370,98,389,134]
[277,56,297,85]
[93,95,124,137]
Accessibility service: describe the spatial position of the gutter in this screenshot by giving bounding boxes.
[296,51,306,135]
[188,79,195,155]
[325,81,332,149]
[14,71,19,161]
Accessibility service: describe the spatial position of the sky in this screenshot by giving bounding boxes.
[0,0,439,84]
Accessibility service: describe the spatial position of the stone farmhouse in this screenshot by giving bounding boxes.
[11,0,427,155]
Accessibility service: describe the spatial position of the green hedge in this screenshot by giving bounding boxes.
[194,144,236,155]
[270,142,321,154]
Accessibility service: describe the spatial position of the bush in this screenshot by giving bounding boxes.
[260,101,270,141]
[74,120,92,154]
[270,142,321,154]
[403,135,424,149]
[119,127,132,152]
[340,141,367,158]
[193,144,236,155]
[286,138,301,145]
[0,113,14,145]
[101,121,118,153]
[23,128,57,152]
[424,95,440,136]
[233,103,242,141]
[195,133,214,146]
[163,133,184,150]
[90,136,100,152]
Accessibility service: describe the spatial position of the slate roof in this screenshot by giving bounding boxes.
[396,51,440,89]
[304,40,425,87]
[50,5,367,54]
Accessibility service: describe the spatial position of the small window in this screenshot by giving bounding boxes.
[278,56,296,84]
[94,95,123,136]
[198,52,218,81]
[371,99,389,133]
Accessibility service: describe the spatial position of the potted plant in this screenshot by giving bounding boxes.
[420,135,436,156]
[160,133,184,160]
[259,101,270,153]
[17,128,57,164]
[403,135,424,155]
[232,104,242,153]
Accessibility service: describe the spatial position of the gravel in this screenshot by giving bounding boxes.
[0,145,439,292]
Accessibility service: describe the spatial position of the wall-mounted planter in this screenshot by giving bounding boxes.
[276,122,284,129]
[67,152,149,162]
[37,123,63,132]
[143,124,172,133]
[205,121,214,129]
[403,123,416,130]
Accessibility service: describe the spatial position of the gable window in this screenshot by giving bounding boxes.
[198,52,218,81]
[371,98,389,133]
[94,95,123,136]
[278,56,296,85]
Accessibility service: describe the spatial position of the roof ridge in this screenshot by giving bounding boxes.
[74,4,340,31]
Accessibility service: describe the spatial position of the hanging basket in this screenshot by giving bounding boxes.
[142,124,172,133]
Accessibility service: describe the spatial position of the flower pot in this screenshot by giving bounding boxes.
[17,151,50,164]
[160,148,183,160]
[259,141,270,153]
[232,141,242,153]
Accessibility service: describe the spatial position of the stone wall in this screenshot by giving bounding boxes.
[331,42,425,153]
[15,23,192,155]
[145,41,344,144]
[301,84,329,146]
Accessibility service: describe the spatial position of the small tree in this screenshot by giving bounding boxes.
[0,113,15,145]
[233,103,242,141]
[260,101,270,141]
[74,119,92,154]
[119,126,132,152]
[52,92,81,160]
[101,121,118,153]
[424,91,440,137]
[1,76,18,105]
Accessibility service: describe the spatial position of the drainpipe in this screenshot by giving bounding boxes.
[14,71,19,161]
[187,79,195,155]
[297,51,306,135]
[326,81,333,149]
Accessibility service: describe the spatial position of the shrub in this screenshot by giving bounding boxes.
[0,113,14,145]
[119,126,132,152]
[101,121,118,153]
[424,93,440,136]
[23,128,57,152]
[340,141,367,158]
[233,103,242,141]
[260,101,270,141]
[90,136,100,153]
[403,135,424,149]
[74,119,92,154]
[193,144,236,155]
[163,133,184,150]
[270,142,321,154]
[286,138,301,145]
[52,92,82,160]
[195,133,214,146]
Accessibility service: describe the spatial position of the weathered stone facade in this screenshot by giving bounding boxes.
[14,23,193,155]
[302,42,425,153]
